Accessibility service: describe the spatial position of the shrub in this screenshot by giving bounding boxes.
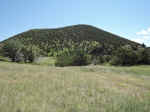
[14,50,25,62]
[140,48,150,64]
[110,45,150,66]
[55,48,91,67]
[22,45,42,63]
[1,40,42,63]
[110,45,138,66]
[1,40,24,62]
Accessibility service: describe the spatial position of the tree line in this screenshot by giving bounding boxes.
[0,39,150,66]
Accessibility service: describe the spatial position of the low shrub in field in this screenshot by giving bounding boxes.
[93,55,111,65]
[1,40,24,62]
[22,45,42,63]
[110,45,150,66]
[55,49,91,67]
[1,40,42,63]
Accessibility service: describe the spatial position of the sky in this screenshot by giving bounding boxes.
[0,0,150,46]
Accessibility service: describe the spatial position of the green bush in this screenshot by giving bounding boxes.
[137,48,150,64]
[110,45,138,66]
[55,49,91,67]
[14,50,25,62]
[110,45,150,66]
[1,40,42,63]
[22,45,42,63]
[1,40,24,62]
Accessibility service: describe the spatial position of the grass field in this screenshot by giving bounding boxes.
[0,62,150,112]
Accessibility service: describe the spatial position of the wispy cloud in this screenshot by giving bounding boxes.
[136,29,150,35]
[132,27,150,46]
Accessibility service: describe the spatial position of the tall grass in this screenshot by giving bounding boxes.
[0,62,150,112]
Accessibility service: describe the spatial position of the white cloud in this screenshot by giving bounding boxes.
[148,28,150,32]
[133,38,143,43]
[136,29,149,35]
[133,27,150,46]
[132,37,150,46]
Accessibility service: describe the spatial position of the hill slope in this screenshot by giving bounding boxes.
[1,24,140,55]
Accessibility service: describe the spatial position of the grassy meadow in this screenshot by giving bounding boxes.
[0,61,150,112]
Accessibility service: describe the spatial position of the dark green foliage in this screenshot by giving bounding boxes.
[1,40,42,63]
[54,41,101,66]
[14,50,25,62]
[1,40,24,62]
[142,43,146,48]
[22,45,42,63]
[1,25,140,57]
[142,48,150,64]
[55,48,91,67]
[110,45,150,66]
[111,45,138,65]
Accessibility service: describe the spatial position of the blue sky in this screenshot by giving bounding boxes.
[0,0,150,46]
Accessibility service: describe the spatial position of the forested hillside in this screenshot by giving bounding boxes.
[1,24,149,66]
[1,24,140,55]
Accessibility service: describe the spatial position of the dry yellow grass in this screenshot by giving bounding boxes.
[0,62,150,112]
